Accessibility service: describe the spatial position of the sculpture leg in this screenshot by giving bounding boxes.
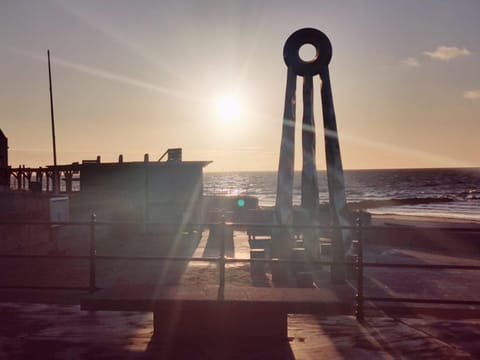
[272,67,297,284]
[301,75,320,262]
[320,67,351,283]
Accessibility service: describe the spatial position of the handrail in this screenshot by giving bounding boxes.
[89,213,96,293]
[355,217,365,322]
[361,263,480,270]
[1,219,478,232]
[354,217,480,321]
[362,297,480,306]
[0,215,479,322]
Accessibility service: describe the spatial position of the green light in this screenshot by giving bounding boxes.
[237,198,245,208]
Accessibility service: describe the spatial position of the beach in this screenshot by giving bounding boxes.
[371,213,480,227]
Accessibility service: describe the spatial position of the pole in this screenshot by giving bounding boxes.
[356,215,365,322]
[219,215,226,297]
[47,50,59,194]
[89,213,97,293]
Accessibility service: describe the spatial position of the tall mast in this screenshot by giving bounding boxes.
[47,49,58,193]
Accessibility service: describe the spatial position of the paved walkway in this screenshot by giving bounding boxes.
[2,221,480,359]
[1,301,478,359]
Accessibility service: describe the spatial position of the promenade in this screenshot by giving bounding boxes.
[1,300,478,359]
[1,215,479,359]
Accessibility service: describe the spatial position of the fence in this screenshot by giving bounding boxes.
[0,215,479,321]
[354,220,480,321]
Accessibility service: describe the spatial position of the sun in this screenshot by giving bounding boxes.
[215,94,242,122]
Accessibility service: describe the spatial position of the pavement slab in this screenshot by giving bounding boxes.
[1,302,479,359]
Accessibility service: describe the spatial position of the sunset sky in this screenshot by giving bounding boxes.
[1,0,479,172]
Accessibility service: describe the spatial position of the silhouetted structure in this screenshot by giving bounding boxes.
[0,129,8,189]
[274,28,351,283]
[78,155,211,228]
[2,127,211,232]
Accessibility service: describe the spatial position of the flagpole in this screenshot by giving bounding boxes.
[47,49,58,194]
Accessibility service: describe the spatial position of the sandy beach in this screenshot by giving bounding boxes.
[371,213,480,227]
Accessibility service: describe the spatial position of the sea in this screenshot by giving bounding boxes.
[203,168,480,222]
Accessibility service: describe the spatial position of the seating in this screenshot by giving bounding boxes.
[81,284,355,340]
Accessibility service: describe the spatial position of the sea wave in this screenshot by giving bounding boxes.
[204,168,480,220]
[347,197,454,210]
[368,208,480,222]
[456,190,480,201]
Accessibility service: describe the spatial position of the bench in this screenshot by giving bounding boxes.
[81,285,355,340]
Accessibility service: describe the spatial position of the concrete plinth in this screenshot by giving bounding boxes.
[290,247,306,275]
[296,272,314,288]
[271,262,290,285]
[153,303,287,339]
[250,249,266,277]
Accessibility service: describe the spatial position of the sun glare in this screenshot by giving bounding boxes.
[215,94,242,122]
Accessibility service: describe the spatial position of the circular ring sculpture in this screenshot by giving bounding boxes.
[276,28,350,284]
[283,28,332,76]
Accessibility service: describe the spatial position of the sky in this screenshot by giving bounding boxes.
[1,0,479,172]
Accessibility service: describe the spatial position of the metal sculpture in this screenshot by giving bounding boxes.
[274,28,351,283]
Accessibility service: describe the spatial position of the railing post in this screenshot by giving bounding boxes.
[89,213,96,293]
[49,223,59,252]
[219,215,226,293]
[356,214,365,322]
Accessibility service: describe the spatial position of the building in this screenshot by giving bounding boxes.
[77,153,211,229]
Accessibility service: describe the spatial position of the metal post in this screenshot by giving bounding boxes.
[22,166,26,190]
[356,215,365,322]
[219,215,226,292]
[49,224,59,252]
[89,213,96,293]
[47,50,59,194]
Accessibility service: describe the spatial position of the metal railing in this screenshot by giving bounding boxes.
[354,218,480,322]
[1,215,479,322]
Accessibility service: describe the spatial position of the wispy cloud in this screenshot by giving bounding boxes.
[401,57,420,67]
[423,46,471,61]
[464,90,480,100]
[4,45,188,99]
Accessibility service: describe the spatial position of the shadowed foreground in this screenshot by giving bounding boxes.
[1,301,479,359]
[2,216,480,358]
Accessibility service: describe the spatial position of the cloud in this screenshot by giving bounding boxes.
[423,46,471,61]
[464,90,480,100]
[401,57,420,67]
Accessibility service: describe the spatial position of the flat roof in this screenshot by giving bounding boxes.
[10,161,212,172]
